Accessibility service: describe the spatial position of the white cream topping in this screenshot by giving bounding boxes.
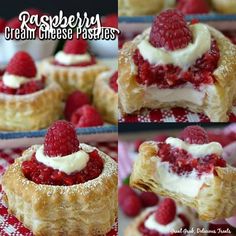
[55,51,91,65]
[2,73,41,89]
[166,137,223,158]
[138,23,211,70]
[35,145,89,175]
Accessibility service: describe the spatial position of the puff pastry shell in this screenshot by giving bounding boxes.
[0,82,63,131]
[211,0,236,14]
[118,25,236,122]
[1,144,118,236]
[130,141,236,221]
[93,71,118,124]
[41,58,109,99]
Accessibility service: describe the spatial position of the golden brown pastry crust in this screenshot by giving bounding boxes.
[41,58,109,99]
[93,71,118,124]
[130,141,236,221]
[0,82,63,131]
[118,0,164,16]
[1,144,118,236]
[118,25,236,122]
[211,0,236,13]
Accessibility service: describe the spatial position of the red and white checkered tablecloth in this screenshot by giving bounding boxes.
[0,142,118,236]
[119,107,236,123]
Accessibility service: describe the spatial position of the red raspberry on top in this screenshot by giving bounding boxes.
[0,18,6,33]
[64,91,90,120]
[71,105,104,128]
[122,194,142,217]
[140,192,159,207]
[109,71,118,92]
[179,125,209,144]
[149,9,192,51]
[6,51,37,78]
[177,0,210,14]
[44,120,80,157]
[155,198,176,225]
[7,17,21,29]
[64,34,88,55]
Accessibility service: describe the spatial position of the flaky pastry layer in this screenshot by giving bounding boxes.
[130,141,236,221]
[1,144,118,236]
[118,25,236,122]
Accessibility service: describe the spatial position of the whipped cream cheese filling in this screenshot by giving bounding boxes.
[35,145,89,175]
[2,73,41,89]
[166,137,223,158]
[138,23,211,70]
[55,51,91,65]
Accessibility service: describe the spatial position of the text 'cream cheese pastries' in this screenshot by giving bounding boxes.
[1,120,118,236]
[0,51,63,131]
[118,9,236,122]
[41,33,109,99]
[130,126,236,221]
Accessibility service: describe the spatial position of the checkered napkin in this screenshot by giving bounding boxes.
[0,142,118,236]
[119,107,236,123]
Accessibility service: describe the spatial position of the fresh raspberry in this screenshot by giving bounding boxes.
[64,91,90,120]
[0,80,16,95]
[6,51,37,78]
[155,198,176,225]
[177,0,210,14]
[154,135,168,142]
[122,194,142,217]
[71,105,104,128]
[140,192,159,207]
[102,14,118,28]
[149,9,192,51]
[118,185,136,206]
[0,18,6,33]
[64,34,88,55]
[7,17,21,29]
[134,139,144,152]
[109,71,118,92]
[16,79,45,95]
[44,120,80,157]
[179,125,209,144]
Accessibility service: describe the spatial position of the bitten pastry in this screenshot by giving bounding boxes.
[0,51,62,131]
[211,0,236,14]
[41,33,109,99]
[118,0,164,16]
[125,198,205,236]
[130,126,236,221]
[1,121,118,236]
[93,71,118,124]
[118,10,236,122]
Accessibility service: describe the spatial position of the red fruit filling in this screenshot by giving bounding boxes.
[52,56,96,67]
[157,142,226,176]
[22,149,104,186]
[133,40,220,88]
[109,71,118,92]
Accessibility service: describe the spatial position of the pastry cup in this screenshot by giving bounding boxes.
[93,71,118,124]
[0,82,63,131]
[41,58,109,99]
[118,0,164,16]
[1,144,118,236]
[118,25,236,122]
[130,141,236,221]
[211,0,236,14]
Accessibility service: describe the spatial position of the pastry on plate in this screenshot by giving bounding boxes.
[118,9,236,122]
[125,198,205,236]
[1,121,118,236]
[211,0,236,14]
[41,33,109,99]
[130,126,236,221]
[0,51,62,131]
[118,0,164,16]
[93,70,118,124]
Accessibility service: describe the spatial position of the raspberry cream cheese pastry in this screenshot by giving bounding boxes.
[118,10,236,122]
[41,34,109,99]
[93,71,118,124]
[130,126,236,221]
[1,121,118,236]
[125,198,204,236]
[118,0,164,16]
[0,51,62,131]
[211,0,236,14]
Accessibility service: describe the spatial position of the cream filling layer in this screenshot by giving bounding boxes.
[35,145,89,175]
[138,23,211,70]
[55,51,91,65]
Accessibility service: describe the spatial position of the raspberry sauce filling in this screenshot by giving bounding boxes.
[138,211,190,236]
[109,71,118,92]
[157,142,226,176]
[52,56,96,67]
[133,39,220,88]
[22,149,104,186]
